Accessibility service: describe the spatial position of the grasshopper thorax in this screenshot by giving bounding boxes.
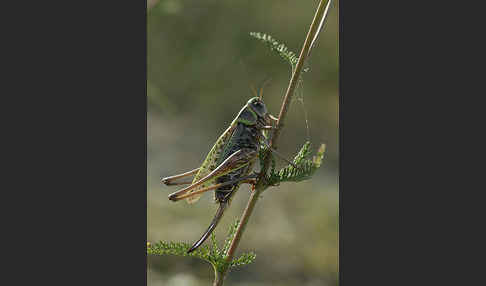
[236,97,269,126]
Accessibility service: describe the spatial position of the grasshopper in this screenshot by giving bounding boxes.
[161,92,283,253]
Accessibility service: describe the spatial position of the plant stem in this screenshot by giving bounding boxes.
[213,268,223,286]
[213,1,332,285]
[272,0,331,148]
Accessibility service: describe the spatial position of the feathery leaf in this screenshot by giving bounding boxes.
[147,218,256,273]
[250,32,299,70]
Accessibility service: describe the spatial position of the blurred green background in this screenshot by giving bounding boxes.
[147,0,339,285]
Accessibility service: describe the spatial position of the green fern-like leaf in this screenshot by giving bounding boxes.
[266,141,326,185]
[147,240,214,264]
[230,251,257,268]
[147,218,256,273]
[250,32,299,70]
[210,232,221,258]
[223,219,240,256]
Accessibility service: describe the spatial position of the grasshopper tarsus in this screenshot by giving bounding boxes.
[168,193,178,201]
[161,176,175,186]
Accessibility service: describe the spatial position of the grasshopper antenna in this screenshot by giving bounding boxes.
[250,84,258,98]
[258,77,272,100]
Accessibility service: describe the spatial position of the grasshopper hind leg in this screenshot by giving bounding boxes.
[161,168,200,186]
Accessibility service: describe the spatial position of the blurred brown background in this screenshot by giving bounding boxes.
[147,0,339,285]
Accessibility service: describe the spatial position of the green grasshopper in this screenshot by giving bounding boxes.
[161,91,287,253]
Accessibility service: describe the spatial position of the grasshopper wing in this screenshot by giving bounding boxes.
[186,121,237,204]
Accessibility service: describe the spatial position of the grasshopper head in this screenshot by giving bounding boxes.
[247,97,268,119]
[237,97,270,126]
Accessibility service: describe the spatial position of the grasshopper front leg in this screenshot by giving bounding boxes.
[261,125,277,130]
[268,114,279,122]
